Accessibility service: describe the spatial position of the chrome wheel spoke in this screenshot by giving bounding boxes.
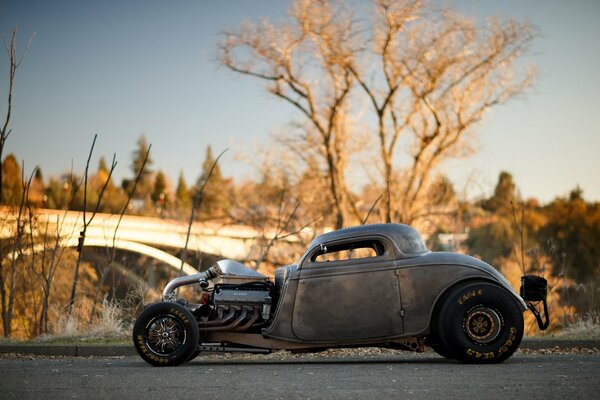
[144,315,187,356]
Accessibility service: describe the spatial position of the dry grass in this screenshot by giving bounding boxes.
[554,312,600,339]
[37,298,127,342]
[36,284,149,343]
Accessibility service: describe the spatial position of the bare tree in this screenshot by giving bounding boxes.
[366,1,536,223]
[220,0,358,229]
[220,0,536,226]
[0,27,35,204]
[34,163,83,334]
[34,215,60,335]
[0,164,35,336]
[252,187,325,269]
[179,149,227,275]
[66,135,117,316]
[89,144,151,322]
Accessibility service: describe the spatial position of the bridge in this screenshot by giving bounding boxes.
[1,208,303,276]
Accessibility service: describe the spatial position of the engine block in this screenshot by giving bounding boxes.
[213,285,272,321]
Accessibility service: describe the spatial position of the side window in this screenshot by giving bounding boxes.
[312,240,386,263]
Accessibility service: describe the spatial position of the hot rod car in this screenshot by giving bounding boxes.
[133,223,548,366]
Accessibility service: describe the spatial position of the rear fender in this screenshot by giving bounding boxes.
[430,277,526,335]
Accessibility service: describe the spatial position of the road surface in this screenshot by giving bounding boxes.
[1,352,599,399]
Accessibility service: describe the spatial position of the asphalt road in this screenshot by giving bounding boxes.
[1,352,599,400]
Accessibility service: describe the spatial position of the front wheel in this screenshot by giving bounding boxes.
[186,350,202,362]
[133,302,199,366]
[437,282,524,364]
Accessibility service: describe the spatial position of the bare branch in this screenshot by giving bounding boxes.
[0,28,35,205]
[179,148,228,275]
[361,194,383,225]
[67,135,118,316]
[220,0,536,227]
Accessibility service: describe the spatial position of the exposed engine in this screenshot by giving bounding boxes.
[213,283,272,321]
[193,282,273,332]
[160,260,275,333]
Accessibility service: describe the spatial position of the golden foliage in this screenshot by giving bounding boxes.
[498,257,576,336]
[2,248,99,339]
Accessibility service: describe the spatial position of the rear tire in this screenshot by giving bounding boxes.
[428,341,455,359]
[437,282,524,364]
[133,302,199,366]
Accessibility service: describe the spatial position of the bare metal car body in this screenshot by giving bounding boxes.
[133,224,547,366]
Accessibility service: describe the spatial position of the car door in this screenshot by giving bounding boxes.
[291,236,404,341]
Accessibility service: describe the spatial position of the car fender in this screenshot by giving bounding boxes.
[396,252,526,336]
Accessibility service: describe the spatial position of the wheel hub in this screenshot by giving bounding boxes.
[464,306,502,344]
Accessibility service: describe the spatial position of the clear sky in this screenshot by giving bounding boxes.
[1,0,599,203]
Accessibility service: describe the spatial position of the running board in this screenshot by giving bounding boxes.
[196,343,272,354]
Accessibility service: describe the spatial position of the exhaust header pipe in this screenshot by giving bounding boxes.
[162,265,222,301]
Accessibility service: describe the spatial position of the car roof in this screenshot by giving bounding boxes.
[309,223,429,255]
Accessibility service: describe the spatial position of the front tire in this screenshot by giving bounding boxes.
[437,282,524,364]
[133,302,199,366]
[186,350,202,362]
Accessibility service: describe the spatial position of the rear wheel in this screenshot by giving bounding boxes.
[133,302,199,366]
[437,282,524,364]
[428,341,455,359]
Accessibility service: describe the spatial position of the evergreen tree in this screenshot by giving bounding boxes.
[481,171,517,213]
[175,171,191,213]
[95,156,112,188]
[29,167,46,206]
[152,170,168,204]
[94,156,125,213]
[98,156,109,175]
[195,145,230,219]
[1,154,22,205]
[34,167,44,182]
[130,134,153,196]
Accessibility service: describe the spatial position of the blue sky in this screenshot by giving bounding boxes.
[1,0,599,203]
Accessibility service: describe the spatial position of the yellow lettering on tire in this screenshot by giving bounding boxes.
[458,289,484,305]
